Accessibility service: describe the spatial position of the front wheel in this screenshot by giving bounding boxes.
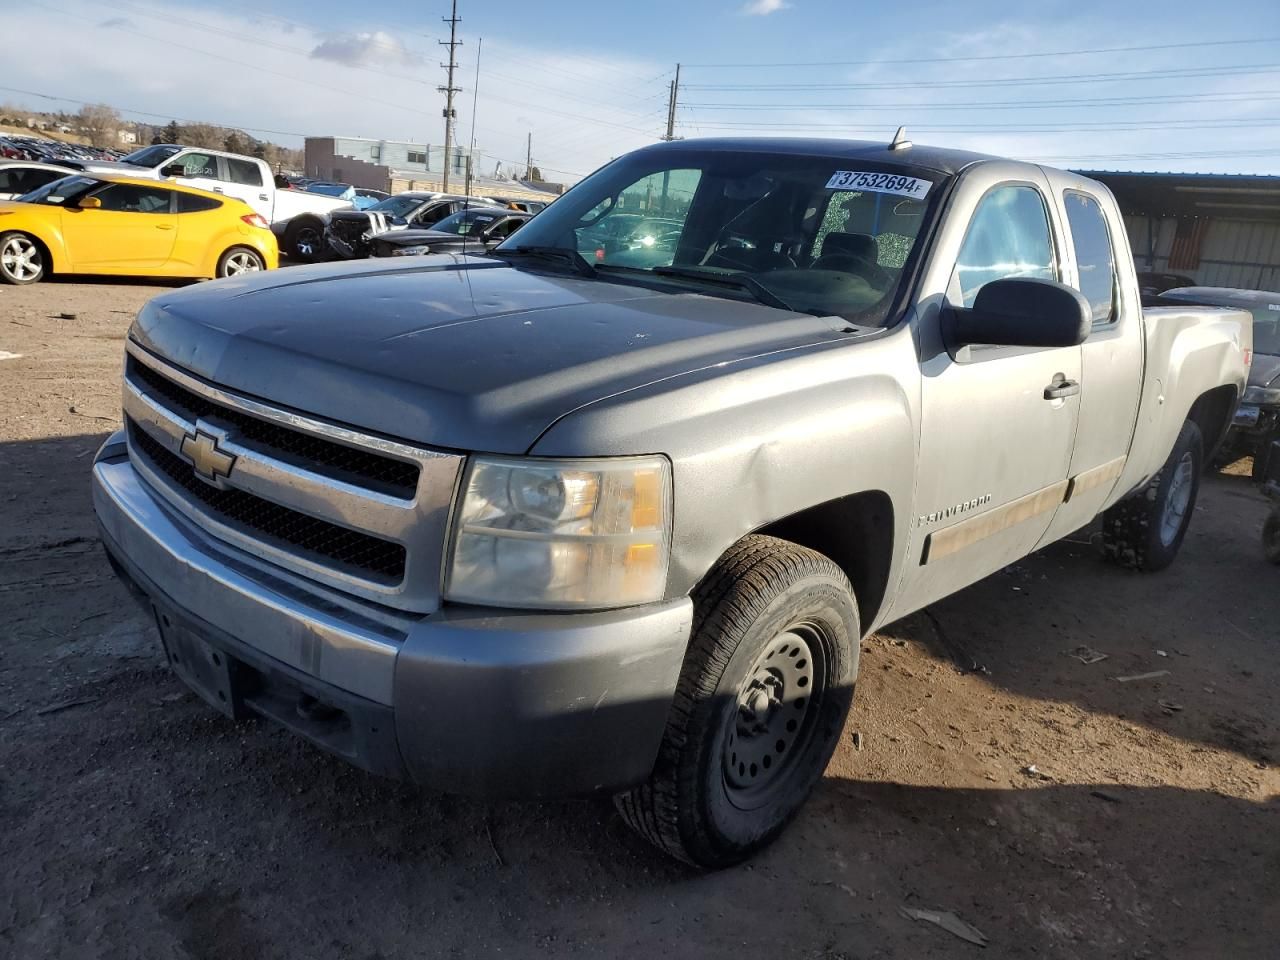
[0,232,46,285]
[1101,420,1203,571]
[217,246,265,278]
[615,535,859,868]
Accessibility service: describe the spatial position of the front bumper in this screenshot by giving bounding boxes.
[92,433,693,798]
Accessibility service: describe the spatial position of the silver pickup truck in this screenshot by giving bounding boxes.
[92,137,1251,867]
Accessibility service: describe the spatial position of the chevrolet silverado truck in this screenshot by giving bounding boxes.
[92,138,1250,868]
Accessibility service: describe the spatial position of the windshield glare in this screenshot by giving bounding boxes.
[370,195,427,218]
[500,149,944,323]
[18,175,101,205]
[121,145,181,168]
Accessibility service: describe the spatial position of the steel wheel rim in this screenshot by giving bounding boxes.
[1,236,40,280]
[224,252,261,276]
[723,622,826,808]
[1160,451,1195,546]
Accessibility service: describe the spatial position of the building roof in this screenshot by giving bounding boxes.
[1076,170,1280,222]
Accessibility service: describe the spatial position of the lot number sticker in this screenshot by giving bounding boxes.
[825,171,932,199]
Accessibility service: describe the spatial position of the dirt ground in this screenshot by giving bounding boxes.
[1,278,1277,960]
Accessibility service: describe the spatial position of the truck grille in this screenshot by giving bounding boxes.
[129,422,407,581]
[127,357,420,497]
[121,341,465,612]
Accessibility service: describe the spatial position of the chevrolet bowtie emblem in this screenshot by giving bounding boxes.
[180,429,236,485]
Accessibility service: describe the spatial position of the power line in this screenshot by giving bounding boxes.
[682,63,1280,92]
[684,91,1280,111]
[683,35,1280,68]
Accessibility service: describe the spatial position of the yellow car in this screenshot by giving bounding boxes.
[0,173,278,285]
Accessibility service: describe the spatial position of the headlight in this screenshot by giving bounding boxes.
[390,244,431,256]
[445,455,672,609]
[1243,385,1280,405]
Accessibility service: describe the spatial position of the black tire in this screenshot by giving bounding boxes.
[1264,508,1280,565]
[0,231,46,285]
[1101,420,1203,572]
[285,218,324,262]
[1250,428,1280,483]
[614,535,859,868]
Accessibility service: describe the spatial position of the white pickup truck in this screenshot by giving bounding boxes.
[79,144,350,258]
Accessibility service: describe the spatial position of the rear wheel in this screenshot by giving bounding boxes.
[1101,420,1203,571]
[0,232,46,285]
[614,535,858,868]
[217,247,265,278]
[1251,426,1280,482]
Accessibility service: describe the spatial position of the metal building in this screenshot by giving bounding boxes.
[1080,171,1280,290]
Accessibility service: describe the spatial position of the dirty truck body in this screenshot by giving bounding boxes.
[92,139,1249,866]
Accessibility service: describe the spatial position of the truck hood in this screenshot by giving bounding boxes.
[130,256,846,453]
[1249,351,1280,389]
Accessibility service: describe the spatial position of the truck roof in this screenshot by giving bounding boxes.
[638,137,1001,177]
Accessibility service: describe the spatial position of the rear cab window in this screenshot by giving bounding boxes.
[225,158,263,187]
[1063,190,1118,325]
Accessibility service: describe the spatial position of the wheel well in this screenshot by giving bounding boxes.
[287,215,323,234]
[1186,385,1237,458]
[754,490,895,632]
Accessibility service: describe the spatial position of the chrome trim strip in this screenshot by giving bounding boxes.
[93,458,402,704]
[123,340,464,613]
[923,480,1070,564]
[1065,455,1127,502]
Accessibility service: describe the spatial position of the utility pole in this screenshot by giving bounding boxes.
[662,63,682,141]
[438,0,462,193]
[465,36,481,198]
[525,132,532,181]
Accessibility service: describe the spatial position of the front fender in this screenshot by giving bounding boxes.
[530,326,918,610]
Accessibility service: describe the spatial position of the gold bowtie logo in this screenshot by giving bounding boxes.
[180,429,236,485]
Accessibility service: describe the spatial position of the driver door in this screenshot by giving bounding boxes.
[61,183,177,271]
[162,150,222,197]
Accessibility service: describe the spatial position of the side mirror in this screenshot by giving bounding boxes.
[947,277,1091,349]
[160,163,184,178]
[77,196,102,209]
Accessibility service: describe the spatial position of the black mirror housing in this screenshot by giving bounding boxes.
[949,277,1092,349]
[160,163,184,178]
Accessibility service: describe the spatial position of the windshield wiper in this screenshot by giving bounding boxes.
[490,245,596,278]
[650,265,799,313]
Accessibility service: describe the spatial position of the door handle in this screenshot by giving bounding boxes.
[1044,376,1080,400]
[212,187,224,193]
[155,224,174,230]
[258,193,269,201]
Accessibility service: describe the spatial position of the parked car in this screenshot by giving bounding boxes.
[369,207,531,257]
[491,196,549,214]
[91,137,1249,867]
[324,191,495,259]
[0,173,277,284]
[1137,270,1196,302]
[1157,287,1280,479]
[78,144,351,261]
[302,182,387,211]
[0,161,76,200]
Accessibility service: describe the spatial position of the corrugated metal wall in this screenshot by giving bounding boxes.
[1125,214,1280,290]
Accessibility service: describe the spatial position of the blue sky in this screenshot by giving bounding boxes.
[5,0,1279,180]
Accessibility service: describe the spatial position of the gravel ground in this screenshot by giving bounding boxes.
[1,277,1277,959]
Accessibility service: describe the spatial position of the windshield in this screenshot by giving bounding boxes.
[369,195,429,218]
[434,209,499,235]
[500,148,946,323]
[18,175,101,205]
[1251,304,1280,355]
[120,145,181,168]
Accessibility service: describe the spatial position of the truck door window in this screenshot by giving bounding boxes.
[1063,191,1117,324]
[175,152,218,178]
[225,157,264,187]
[951,184,1056,308]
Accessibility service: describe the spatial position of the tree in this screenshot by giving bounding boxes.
[529,165,544,182]
[154,120,181,145]
[223,131,248,155]
[182,124,223,149]
[77,103,120,149]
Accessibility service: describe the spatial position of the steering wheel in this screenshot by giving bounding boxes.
[809,253,891,288]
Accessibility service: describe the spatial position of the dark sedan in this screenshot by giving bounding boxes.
[369,207,531,258]
[1160,286,1280,479]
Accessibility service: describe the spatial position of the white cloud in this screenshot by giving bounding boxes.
[741,0,791,15]
[310,31,420,68]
